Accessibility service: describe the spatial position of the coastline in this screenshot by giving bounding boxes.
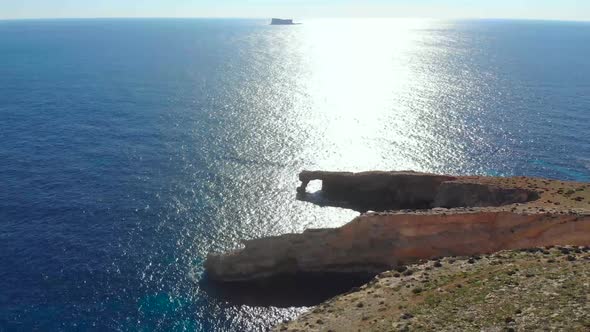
[205,170,590,330]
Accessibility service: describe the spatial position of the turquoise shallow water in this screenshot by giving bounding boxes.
[0,18,589,331]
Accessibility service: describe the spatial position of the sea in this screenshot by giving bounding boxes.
[0,18,589,331]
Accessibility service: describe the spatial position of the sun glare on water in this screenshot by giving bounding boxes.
[289,19,460,172]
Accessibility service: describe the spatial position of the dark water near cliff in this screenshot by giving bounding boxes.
[0,18,589,331]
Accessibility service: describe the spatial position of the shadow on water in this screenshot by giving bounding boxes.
[200,273,374,308]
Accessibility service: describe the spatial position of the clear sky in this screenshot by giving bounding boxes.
[1,0,589,21]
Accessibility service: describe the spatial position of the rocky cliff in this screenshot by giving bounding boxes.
[296,171,539,211]
[205,171,589,282]
[206,209,589,282]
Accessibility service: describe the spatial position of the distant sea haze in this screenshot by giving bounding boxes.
[0,18,589,331]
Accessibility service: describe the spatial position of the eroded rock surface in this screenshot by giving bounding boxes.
[298,171,457,211]
[297,171,538,211]
[205,172,590,282]
[206,210,590,282]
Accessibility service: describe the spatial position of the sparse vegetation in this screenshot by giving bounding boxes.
[276,247,590,331]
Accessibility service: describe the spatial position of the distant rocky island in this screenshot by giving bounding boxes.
[270,18,298,25]
[205,170,590,330]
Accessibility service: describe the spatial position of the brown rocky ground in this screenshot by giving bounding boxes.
[453,176,590,213]
[276,246,590,332]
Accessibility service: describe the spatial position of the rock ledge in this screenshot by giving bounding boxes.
[205,171,590,282]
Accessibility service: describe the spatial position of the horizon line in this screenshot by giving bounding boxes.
[1,16,589,23]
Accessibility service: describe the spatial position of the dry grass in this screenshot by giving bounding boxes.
[276,247,590,332]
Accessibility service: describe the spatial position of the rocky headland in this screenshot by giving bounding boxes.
[204,171,590,330]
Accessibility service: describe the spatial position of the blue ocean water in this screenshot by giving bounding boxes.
[0,18,589,331]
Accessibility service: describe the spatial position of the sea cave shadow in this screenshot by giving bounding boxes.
[200,272,374,308]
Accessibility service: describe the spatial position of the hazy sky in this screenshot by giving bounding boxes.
[1,0,589,21]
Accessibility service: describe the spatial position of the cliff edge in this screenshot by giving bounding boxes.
[205,171,589,282]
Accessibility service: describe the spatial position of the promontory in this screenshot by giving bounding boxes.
[205,170,590,331]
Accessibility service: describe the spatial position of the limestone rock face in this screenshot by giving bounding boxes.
[297,171,538,211]
[205,171,590,282]
[298,171,456,211]
[205,210,590,282]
